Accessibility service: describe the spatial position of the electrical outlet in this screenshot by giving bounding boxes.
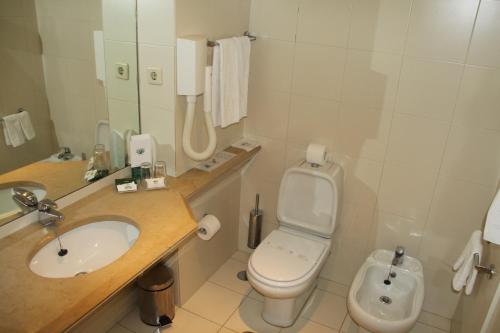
[147,67,163,85]
[115,63,129,80]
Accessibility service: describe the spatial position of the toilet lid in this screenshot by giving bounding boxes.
[250,230,326,283]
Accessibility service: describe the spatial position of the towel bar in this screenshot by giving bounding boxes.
[207,31,257,47]
[0,107,25,123]
[474,253,496,279]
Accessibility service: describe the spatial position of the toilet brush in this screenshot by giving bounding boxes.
[247,194,263,249]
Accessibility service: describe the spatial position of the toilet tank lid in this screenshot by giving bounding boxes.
[277,161,342,237]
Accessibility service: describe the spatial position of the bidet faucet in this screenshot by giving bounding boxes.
[392,246,405,266]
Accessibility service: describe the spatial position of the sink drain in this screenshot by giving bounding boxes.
[379,295,392,304]
[74,271,88,277]
[237,270,248,281]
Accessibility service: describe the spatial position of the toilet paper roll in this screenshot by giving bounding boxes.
[306,143,327,166]
[197,214,221,240]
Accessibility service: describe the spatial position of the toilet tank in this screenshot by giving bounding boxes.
[277,161,343,238]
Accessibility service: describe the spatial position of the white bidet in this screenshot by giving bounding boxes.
[347,249,424,333]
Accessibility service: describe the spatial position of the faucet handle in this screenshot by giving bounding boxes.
[395,245,405,256]
[38,199,57,212]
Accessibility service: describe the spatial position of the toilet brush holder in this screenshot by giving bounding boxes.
[247,194,263,249]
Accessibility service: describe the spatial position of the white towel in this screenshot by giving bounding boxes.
[18,110,36,140]
[211,36,250,128]
[452,230,483,295]
[2,113,25,147]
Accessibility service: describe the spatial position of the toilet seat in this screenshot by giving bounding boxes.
[248,229,330,297]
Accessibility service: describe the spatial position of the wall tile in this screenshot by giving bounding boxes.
[297,0,352,47]
[339,103,393,162]
[349,0,412,54]
[405,0,479,62]
[243,135,287,183]
[342,157,383,207]
[370,210,424,256]
[138,0,175,46]
[395,57,463,122]
[138,44,175,110]
[467,0,500,68]
[104,40,139,103]
[454,65,500,131]
[103,0,137,43]
[245,85,290,140]
[342,49,402,109]
[287,94,340,149]
[292,43,347,100]
[385,113,450,171]
[249,39,295,92]
[377,162,438,221]
[440,123,500,186]
[250,0,299,41]
[419,176,496,265]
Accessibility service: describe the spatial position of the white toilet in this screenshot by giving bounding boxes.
[247,160,343,327]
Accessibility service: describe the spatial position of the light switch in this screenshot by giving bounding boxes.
[147,67,163,85]
[115,63,129,80]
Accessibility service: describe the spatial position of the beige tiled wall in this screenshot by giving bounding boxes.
[0,0,57,173]
[240,0,500,319]
[36,0,108,157]
[174,0,250,175]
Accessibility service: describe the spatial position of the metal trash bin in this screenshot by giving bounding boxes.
[137,265,175,327]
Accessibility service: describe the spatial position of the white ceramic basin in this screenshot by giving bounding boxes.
[348,249,424,333]
[0,184,46,220]
[30,220,140,278]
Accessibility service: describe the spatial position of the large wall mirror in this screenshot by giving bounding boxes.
[0,0,140,226]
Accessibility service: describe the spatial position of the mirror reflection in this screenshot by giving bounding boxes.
[0,0,140,226]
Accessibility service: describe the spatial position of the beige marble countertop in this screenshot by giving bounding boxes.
[0,147,259,333]
[0,160,89,224]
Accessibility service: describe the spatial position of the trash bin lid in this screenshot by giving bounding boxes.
[138,265,174,291]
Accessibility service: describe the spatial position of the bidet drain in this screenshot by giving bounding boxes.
[379,295,392,304]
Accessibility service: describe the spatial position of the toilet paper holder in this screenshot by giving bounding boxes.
[474,253,496,279]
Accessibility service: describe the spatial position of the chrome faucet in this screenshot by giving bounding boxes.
[392,246,405,266]
[57,146,74,161]
[13,188,64,227]
[38,199,64,226]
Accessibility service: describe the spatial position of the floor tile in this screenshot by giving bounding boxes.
[410,322,448,333]
[317,278,349,298]
[209,258,252,295]
[247,288,265,302]
[301,290,347,330]
[281,317,340,333]
[219,328,237,333]
[418,311,451,332]
[119,308,156,333]
[107,324,135,333]
[159,308,220,333]
[224,297,281,333]
[231,251,251,264]
[182,281,245,325]
[340,315,362,333]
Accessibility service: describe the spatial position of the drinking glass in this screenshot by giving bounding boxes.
[154,161,167,178]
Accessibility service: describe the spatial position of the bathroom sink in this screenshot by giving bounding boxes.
[29,220,140,278]
[0,183,46,219]
[348,249,424,333]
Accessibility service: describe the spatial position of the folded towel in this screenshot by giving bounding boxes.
[452,230,483,294]
[2,113,25,147]
[211,36,251,128]
[18,110,35,140]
